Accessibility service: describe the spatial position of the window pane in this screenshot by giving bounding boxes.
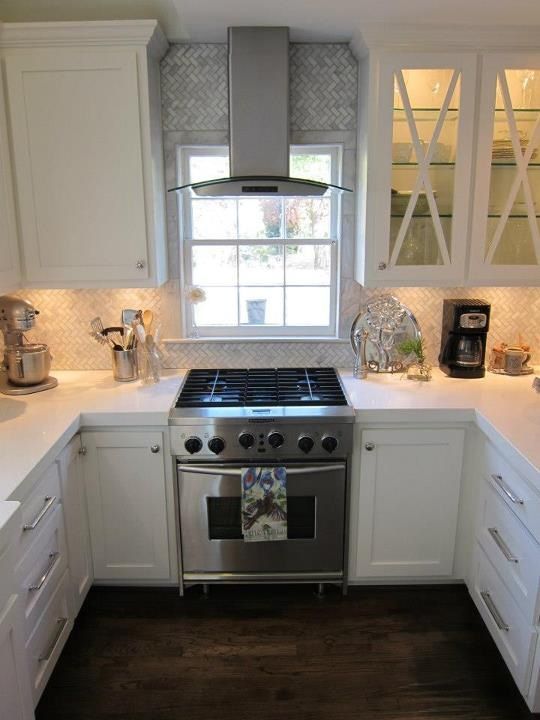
[193,287,238,326]
[286,287,330,326]
[285,198,330,239]
[239,245,283,285]
[239,287,284,325]
[191,199,237,239]
[238,198,283,239]
[189,154,229,184]
[286,245,331,285]
[290,153,332,183]
[192,246,237,286]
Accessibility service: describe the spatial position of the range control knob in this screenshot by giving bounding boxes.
[298,435,314,454]
[267,432,284,449]
[238,432,255,449]
[321,435,338,454]
[184,436,203,455]
[208,437,225,455]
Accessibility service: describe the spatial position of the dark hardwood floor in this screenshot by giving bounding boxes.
[36,584,537,720]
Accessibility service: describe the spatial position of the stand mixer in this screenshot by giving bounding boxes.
[0,295,57,395]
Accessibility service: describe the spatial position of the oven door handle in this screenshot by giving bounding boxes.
[177,464,345,476]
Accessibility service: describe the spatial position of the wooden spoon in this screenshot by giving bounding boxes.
[142,309,153,332]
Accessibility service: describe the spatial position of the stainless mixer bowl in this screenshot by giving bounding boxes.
[6,344,51,386]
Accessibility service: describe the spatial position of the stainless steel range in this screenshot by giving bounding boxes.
[169,367,354,592]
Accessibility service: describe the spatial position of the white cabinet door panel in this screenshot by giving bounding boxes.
[58,437,93,615]
[5,49,148,284]
[82,431,170,581]
[0,73,20,293]
[353,428,465,578]
[0,595,33,720]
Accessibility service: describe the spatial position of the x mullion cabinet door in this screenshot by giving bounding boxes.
[358,51,476,287]
[470,53,540,285]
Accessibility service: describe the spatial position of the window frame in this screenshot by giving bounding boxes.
[177,144,342,338]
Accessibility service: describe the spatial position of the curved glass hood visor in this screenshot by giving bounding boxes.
[168,27,352,199]
[169,176,351,197]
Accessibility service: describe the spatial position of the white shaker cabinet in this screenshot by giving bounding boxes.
[356,49,476,287]
[0,21,168,288]
[81,430,176,582]
[0,61,20,294]
[350,427,465,579]
[57,436,93,615]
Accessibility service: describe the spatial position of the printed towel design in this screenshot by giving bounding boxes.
[241,467,287,542]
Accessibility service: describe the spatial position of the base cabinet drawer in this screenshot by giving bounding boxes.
[16,462,62,560]
[483,443,540,544]
[26,569,73,706]
[15,505,69,638]
[477,479,540,625]
[471,543,536,693]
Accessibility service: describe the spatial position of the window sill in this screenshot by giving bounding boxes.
[163,336,349,344]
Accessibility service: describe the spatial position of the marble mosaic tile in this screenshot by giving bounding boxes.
[7,286,539,370]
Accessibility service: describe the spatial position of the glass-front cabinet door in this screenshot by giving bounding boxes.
[362,53,476,286]
[470,55,540,284]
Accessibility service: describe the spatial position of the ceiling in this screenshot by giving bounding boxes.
[2,0,540,43]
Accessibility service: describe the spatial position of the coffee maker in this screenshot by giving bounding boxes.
[0,295,57,395]
[439,299,491,378]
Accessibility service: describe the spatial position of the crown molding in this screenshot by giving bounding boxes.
[351,23,540,57]
[0,20,168,57]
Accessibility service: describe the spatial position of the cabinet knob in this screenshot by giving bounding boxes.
[378,262,387,271]
[78,446,87,456]
[136,260,146,270]
[364,442,375,451]
[150,444,160,454]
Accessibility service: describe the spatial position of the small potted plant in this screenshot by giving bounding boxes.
[397,337,432,381]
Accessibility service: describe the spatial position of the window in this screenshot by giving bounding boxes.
[178,145,342,337]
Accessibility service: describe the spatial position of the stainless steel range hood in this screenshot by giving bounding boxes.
[169,27,352,198]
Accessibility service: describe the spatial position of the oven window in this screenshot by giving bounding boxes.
[206,497,316,540]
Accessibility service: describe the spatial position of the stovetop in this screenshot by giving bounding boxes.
[174,367,348,408]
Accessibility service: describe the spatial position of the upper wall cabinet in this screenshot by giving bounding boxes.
[355,29,540,288]
[356,51,477,287]
[470,54,540,285]
[0,21,168,288]
[0,62,20,294]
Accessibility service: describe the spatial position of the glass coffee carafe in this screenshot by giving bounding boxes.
[455,335,483,367]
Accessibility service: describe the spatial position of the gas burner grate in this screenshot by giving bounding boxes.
[175,368,348,408]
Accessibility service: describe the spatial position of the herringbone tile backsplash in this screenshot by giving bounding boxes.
[8,286,539,370]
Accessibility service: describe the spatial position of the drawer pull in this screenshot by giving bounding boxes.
[490,474,524,505]
[480,590,509,632]
[23,496,56,531]
[38,616,68,662]
[488,527,518,564]
[28,552,60,592]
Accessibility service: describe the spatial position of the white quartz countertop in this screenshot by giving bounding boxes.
[0,370,186,502]
[0,367,538,504]
[340,368,540,486]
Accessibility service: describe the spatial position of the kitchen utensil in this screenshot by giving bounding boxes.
[90,317,104,336]
[142,309,154,332]
[123,326,135,350]
[89,331,109,346]
[121,309,139,327]
[111,348,137,382]
[5,343,51,386]
[350,296,420,373]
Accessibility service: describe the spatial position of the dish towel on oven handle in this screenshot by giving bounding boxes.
[241,467,287,542]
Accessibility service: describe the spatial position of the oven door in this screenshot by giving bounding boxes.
[177,463,346,581]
